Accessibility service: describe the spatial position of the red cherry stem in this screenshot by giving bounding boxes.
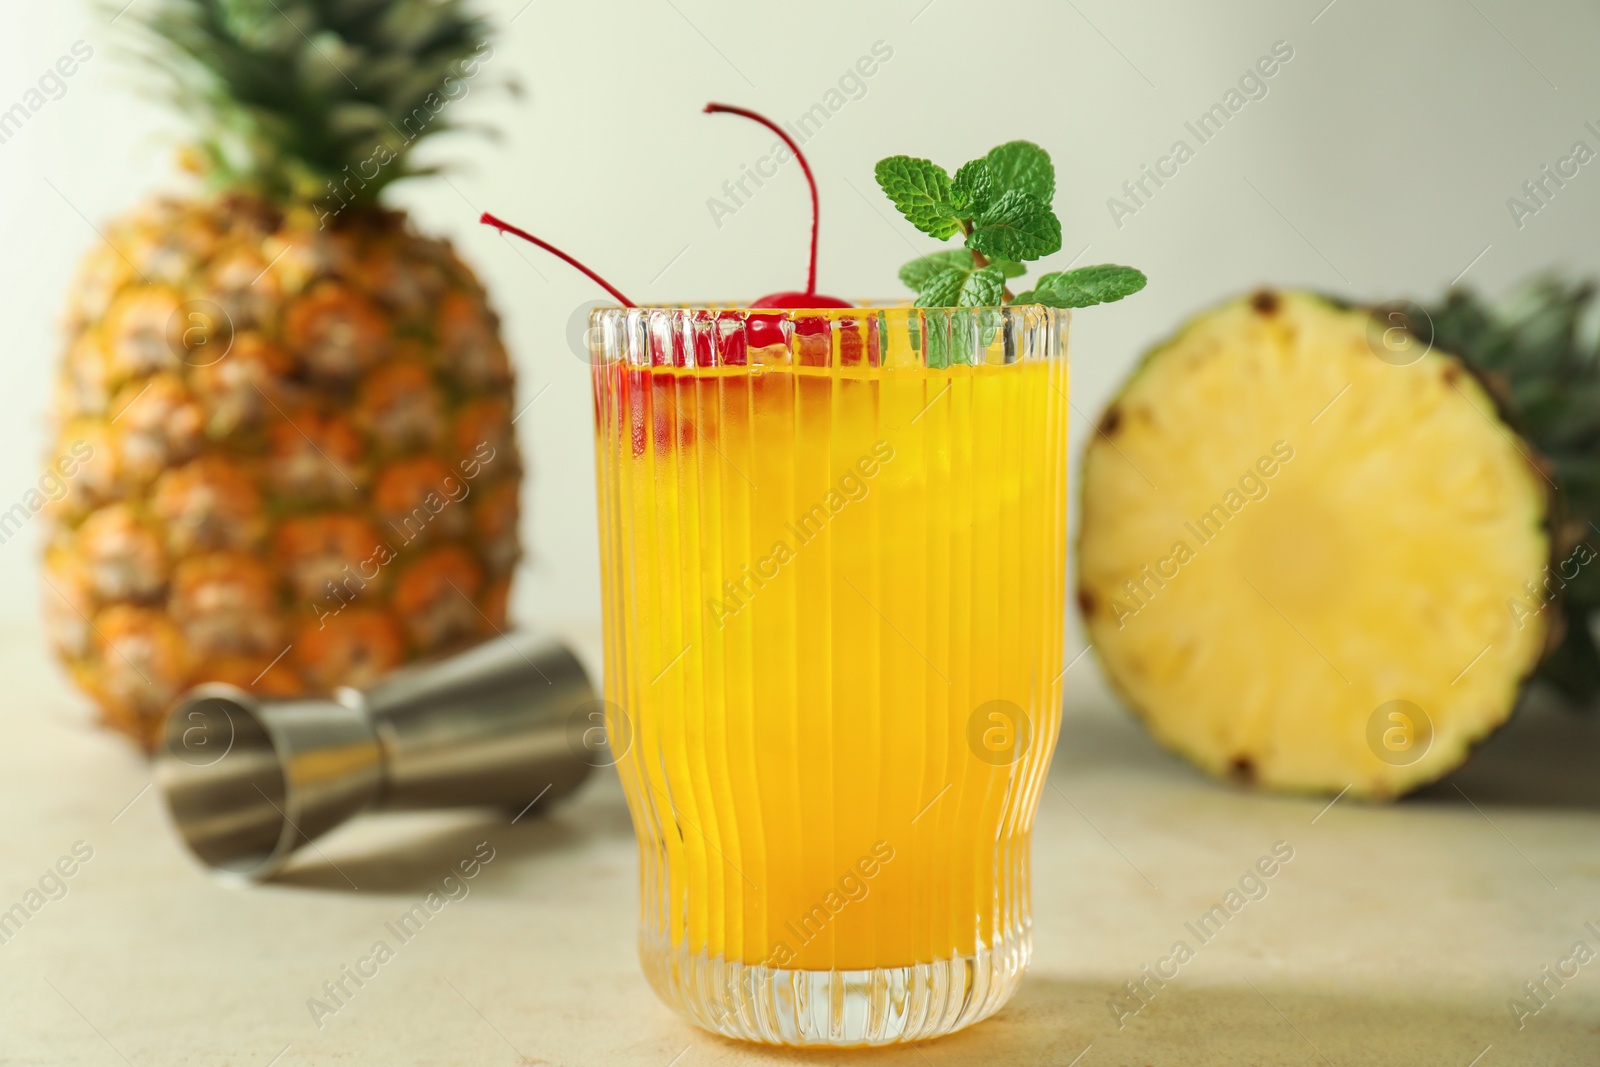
[479,212,636,308]
[704,102,819,296]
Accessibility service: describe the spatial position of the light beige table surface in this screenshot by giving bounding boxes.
[1,624,1596,1066]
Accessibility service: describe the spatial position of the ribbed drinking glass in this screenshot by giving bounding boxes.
[591,304,1069,1046]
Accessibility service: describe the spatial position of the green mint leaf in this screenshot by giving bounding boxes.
[958,265,1006,307]
[899,249,978,290]
[989,258,1027,279]
[913,263,1005,308]
[916,310,957,369]
[1018,264,1149,308]
[967,189,1062,261]
[985,141,1054,203]
[951,158,995,215]
[874,156,962,239]
[914,267,969,308]
[917,307,1004,364]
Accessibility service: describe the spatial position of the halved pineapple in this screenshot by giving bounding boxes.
[1077,290,1553,798]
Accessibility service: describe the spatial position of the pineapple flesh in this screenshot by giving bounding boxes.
[43,2,520,749]
[1077,291,1551,798]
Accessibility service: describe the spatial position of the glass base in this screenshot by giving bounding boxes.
[640,931,1031,1047]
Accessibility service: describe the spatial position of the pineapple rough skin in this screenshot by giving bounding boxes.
[45,197,521,749]
[1077,290,1551,799]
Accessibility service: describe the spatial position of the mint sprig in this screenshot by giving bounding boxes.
[875,140,1146,310]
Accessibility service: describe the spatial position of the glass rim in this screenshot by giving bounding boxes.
[587,303,1068,371]
[588,302,1070,316]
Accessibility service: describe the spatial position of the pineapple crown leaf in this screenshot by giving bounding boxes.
[1429,278,1600,450]
[1427,276,1600,703]
[121,0,500,207]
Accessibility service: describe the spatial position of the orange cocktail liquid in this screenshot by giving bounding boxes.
[593,307,1067,1040]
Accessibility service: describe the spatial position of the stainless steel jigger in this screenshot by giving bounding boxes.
[156,633,597,882]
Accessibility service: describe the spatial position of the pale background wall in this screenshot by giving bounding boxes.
[3,0,1598,673]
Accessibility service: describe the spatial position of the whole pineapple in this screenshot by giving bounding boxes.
[45,0,521,749]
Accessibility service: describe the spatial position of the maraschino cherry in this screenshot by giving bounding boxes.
[703,102,851,310]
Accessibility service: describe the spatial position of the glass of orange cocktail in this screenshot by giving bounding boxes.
[591,303,1069,1046]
